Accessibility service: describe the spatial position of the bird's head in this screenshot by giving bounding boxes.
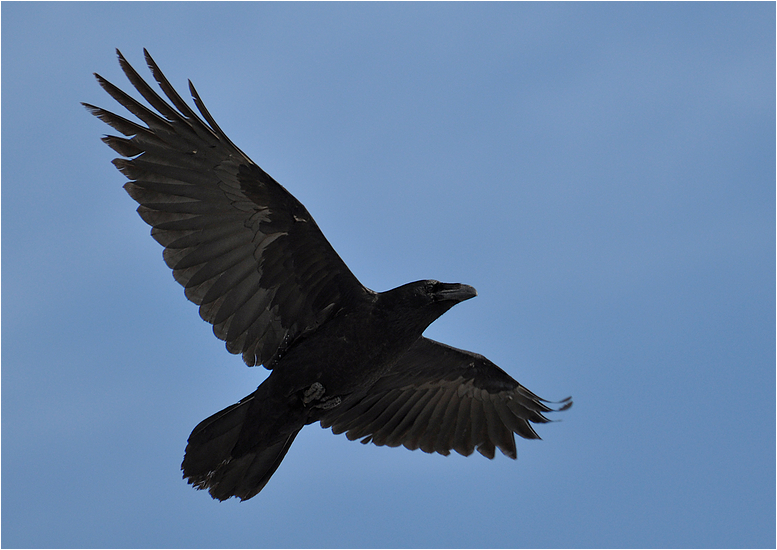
[377,280,477,335]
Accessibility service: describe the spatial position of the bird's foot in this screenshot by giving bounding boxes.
[302,382,325,404]
[314,396,341,410]
[301,382,341,410]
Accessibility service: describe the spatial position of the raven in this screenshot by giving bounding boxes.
[84,49,572,501]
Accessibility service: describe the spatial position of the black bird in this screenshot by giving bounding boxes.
[84,49,572,502]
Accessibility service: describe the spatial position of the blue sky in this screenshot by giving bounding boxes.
[2,2,774,548]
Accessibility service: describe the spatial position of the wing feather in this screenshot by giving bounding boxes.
[85,49,369,367]
[371,388,435,448]
[451,396,475,456]
[402,388,445,452]
[369,391,418,447]
[320,337,571,459]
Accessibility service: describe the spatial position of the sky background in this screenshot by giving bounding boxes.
[2,2,774,548]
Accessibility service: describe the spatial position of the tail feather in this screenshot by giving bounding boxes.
[182,396,253,478]
[204,431,298,501]
[181,392,301,501]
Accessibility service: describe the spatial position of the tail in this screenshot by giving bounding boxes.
[181,391,301,501]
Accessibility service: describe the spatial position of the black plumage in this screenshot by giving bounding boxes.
[85,49,572,501]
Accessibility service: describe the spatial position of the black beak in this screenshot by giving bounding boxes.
[435,283,478,303]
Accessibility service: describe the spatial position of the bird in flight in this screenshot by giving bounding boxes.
[84,49,572,501]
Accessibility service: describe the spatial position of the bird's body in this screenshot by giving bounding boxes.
[266,285,423,397]
[183,281,479,499]
[85,49,571,501]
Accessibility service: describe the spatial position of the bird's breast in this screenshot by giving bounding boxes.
[269,311,416,399]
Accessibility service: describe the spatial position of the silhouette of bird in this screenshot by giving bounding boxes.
[84,49,571,501]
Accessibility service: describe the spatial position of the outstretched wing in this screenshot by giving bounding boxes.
[84,49,369,367]
[320,338,571,458]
